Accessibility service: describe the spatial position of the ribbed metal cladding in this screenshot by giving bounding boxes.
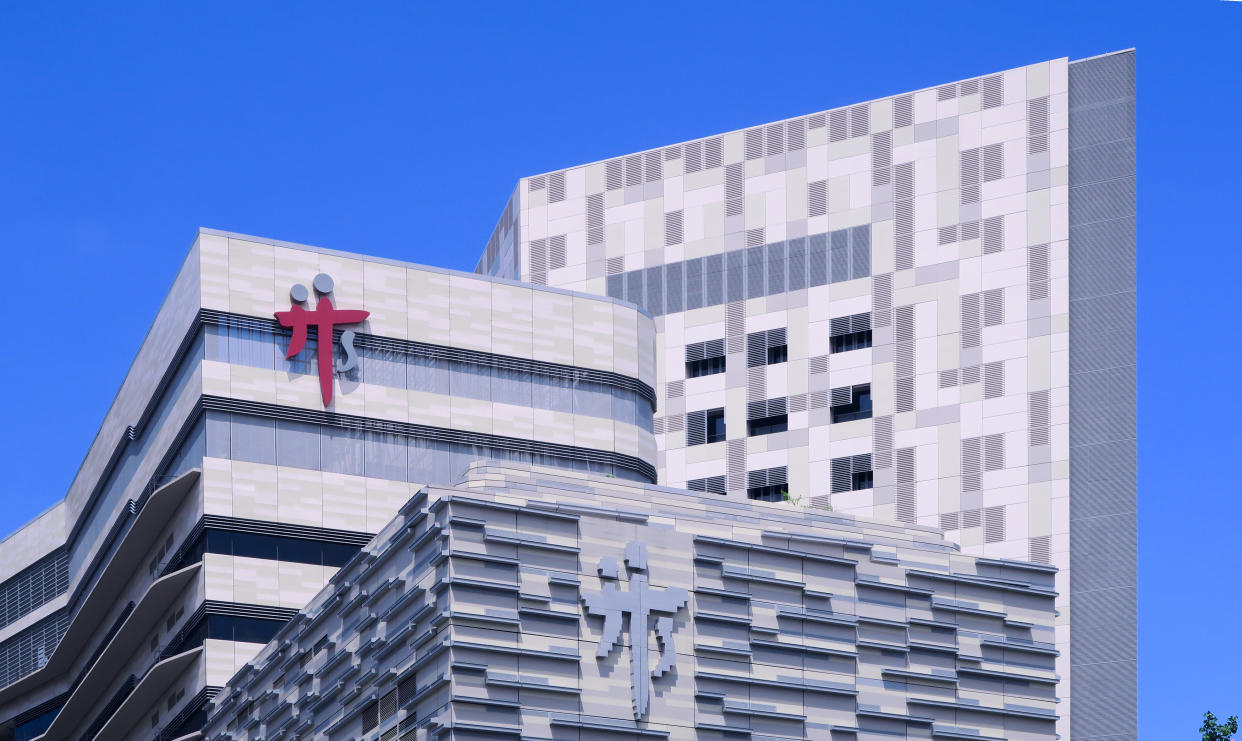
[1067,50,1137,741]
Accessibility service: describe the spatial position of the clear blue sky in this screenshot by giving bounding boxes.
[0,2,1236,736]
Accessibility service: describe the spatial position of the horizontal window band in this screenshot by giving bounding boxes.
[200,309,656,409]
[155,684,222,741]
[9,690,67,726]
[202,600,301,622]
[200,515,375,547]
[201,395,657,483]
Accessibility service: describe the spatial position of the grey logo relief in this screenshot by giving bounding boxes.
[582,542,688,719]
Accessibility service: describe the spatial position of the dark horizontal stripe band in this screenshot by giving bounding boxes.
[202,600,301,622]
[200,309,657,408]
[202,395,657,483]
[200,515,376,547]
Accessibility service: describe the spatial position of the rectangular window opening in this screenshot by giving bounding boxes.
[831,384,872,423]
[747,414,788,437]
[685,355,726,378]
[747,484,788,502]
[706,409,726,444]
[830,329,873,354]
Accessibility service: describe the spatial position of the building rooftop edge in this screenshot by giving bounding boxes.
[507,50,1129,183]
[197,227,654,320]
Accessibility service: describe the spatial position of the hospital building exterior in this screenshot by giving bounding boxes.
[0,50,1133,741]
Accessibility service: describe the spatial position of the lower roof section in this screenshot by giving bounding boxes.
[203,462,1058,741]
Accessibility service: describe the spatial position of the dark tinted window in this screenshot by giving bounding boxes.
[747,415,788,437]
[706,409,726,443]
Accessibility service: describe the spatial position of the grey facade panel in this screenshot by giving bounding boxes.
[1067,49,1137,741]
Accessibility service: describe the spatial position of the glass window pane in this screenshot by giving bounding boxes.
[230,416,276,465]
[276,420,322,470]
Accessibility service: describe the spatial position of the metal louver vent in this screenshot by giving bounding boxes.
[786,119,805,151]
[1028,535,1051,564]
[808,180,827,217]
[981,75,1004,109]
[938,226,958,245]
[379,688,398,721]
[548,172,566,203]
[895,377,915,414]
[652,416,665,435]
[982,143,1004,182]
[962,508,982,528]
[684,141,702,173]
[983,361,1005,399]
[529,238,547,273]
[765,123,784,156]
[528,175,546,192]
[606,256,625,275]
[961,437,982,492]
[748,466,787,488]
[704,138,722,168]
[586,193,604,231]
[665,414,684,434]
[895,448,916,524]
[745,128,763,160]
[664,145,682,161]
[726,439,746,479]
[809,356,828,374]
[982,215,1004,254]
[940,512,961,531]
[625,155,642,186]
[746,328,786,367]
[830,454,872,493]
[872,274,892,328]
[871,131,892,186]
[1028,96,1050,154]
[605,160,622,190]
[984,506,1006,543]
[849,104,870,138]
[726,301,745,351]
[1029,390,1051,446]
[1028,243,1050,300]
[688,475,727,495]
[788,393,807,413]
[893,95,913,128]
[725,163,745,200]
[873,415,893,469]
[938,369,958,388]
[960,220,980,241]
[548,235,567,271]
[746,397,787,420]
[685,410,707,446]
[807,112,826,129]
[960,293,981,348]
[665,210,684,246]
[960,147,981,205]
[747,228,765,247]
[983,288,1005,326]
[961,365,980,384]
[645,150,662,182]
[960,78,979,96]
[809,390,828,409]
[937,83,957,101]
[983,433,1005,470]
[829,109,848,142]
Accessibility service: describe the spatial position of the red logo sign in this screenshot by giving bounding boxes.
[275,274,370,406]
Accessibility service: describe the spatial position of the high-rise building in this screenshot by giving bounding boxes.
[0,230,658,741]
[201,463,1060,741]
[475,51,1136,740]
